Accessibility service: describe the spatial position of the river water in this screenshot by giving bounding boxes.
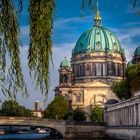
[0,133,117,140]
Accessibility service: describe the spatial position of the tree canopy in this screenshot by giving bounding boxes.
[90,105,104,122]
[72,107,86,121]
[112,64,140,100]
[0,100,32,117]
[0,0,138,98]
[44,96,69,119]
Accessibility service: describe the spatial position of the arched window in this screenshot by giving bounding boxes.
[118,64,121,76]
[76,93,82,102]
[115,63,118,76]
[92,63,96,76]
[79,65,82,76]
[86,63,91,76]
[102,63,106,76]
[63,74,68,83]
[108,62,112,76]
[80,63,85,76]
[76,64,79,77]
[96,63,101,76]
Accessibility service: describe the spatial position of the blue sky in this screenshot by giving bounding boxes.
[1,0,140,109]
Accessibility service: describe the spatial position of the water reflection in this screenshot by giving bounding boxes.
[0,133,117,140]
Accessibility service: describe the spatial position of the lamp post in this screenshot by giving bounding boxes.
[68,91,73,121]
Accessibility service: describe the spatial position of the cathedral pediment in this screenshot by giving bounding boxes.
[77,80,111,87]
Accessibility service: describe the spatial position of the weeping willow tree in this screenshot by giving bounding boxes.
[0,0,55,98]
[0,0,138,98]
[81,0,139,15]
[28,0,55,96]
[0,0,27,98]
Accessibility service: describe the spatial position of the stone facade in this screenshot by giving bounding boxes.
[55,51,125,113]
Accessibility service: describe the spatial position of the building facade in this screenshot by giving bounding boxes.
[54,1,126,113]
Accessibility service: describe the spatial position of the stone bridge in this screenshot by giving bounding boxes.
[0,117,106,139]
[0,117,66,137]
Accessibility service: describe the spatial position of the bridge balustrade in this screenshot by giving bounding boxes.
[104,95,140,127]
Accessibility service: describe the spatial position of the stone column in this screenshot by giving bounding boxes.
[138,103,140,126]
[135,104,138,126]
[124,107,126,126]
[126,107,129,126]
[133,104,136,126]
[131,105,133,126]
[128,106,131,126]
[122,108,124,126]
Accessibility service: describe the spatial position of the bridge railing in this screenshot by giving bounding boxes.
[104,95,140,127]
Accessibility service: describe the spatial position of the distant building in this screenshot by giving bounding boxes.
[34,100,42,111]
[54,1,126,114]
[32,101,43,117]
[32,110,43,118]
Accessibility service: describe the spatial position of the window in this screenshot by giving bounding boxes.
[63,74,68,83]
[102,63,106,76]
[96,63,101,76]
[108,62,112,76]
[92,63,96,76]
[76,93,82,102]
[115,64,118,76]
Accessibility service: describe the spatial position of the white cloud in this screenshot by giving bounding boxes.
[111,27,140,61]
[123,22,140,27]
[54,16,92,29]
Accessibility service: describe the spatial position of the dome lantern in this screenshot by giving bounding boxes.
[94,0,102,26]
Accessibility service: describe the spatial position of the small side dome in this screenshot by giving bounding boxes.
[106,99,119,105]
[60,57,71,68]
[127,60,133,67]
[134,46,140,56]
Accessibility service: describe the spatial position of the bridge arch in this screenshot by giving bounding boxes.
[0,117,66,138]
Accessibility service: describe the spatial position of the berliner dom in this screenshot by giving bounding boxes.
[55,1,126,114]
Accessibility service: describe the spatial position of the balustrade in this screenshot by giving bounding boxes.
[105,96,140,127]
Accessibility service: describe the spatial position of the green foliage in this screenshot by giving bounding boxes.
[81,0,139,17]
[0,0,27,98]
[28,0,55,96]
[81,0,94,18]
[90,106,104,122]
[125,64,140,82]
[0,0,55,98]
[132,0,139,8]
[44,96,68,119]
[112,64,140,100]
[72,108,86,121]
[112,80,131,100]
[0,100,32,117]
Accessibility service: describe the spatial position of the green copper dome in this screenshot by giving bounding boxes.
[134,46,140,56]
[127,60,133,67]
[73,26,123,55]
[60,57,71,68]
